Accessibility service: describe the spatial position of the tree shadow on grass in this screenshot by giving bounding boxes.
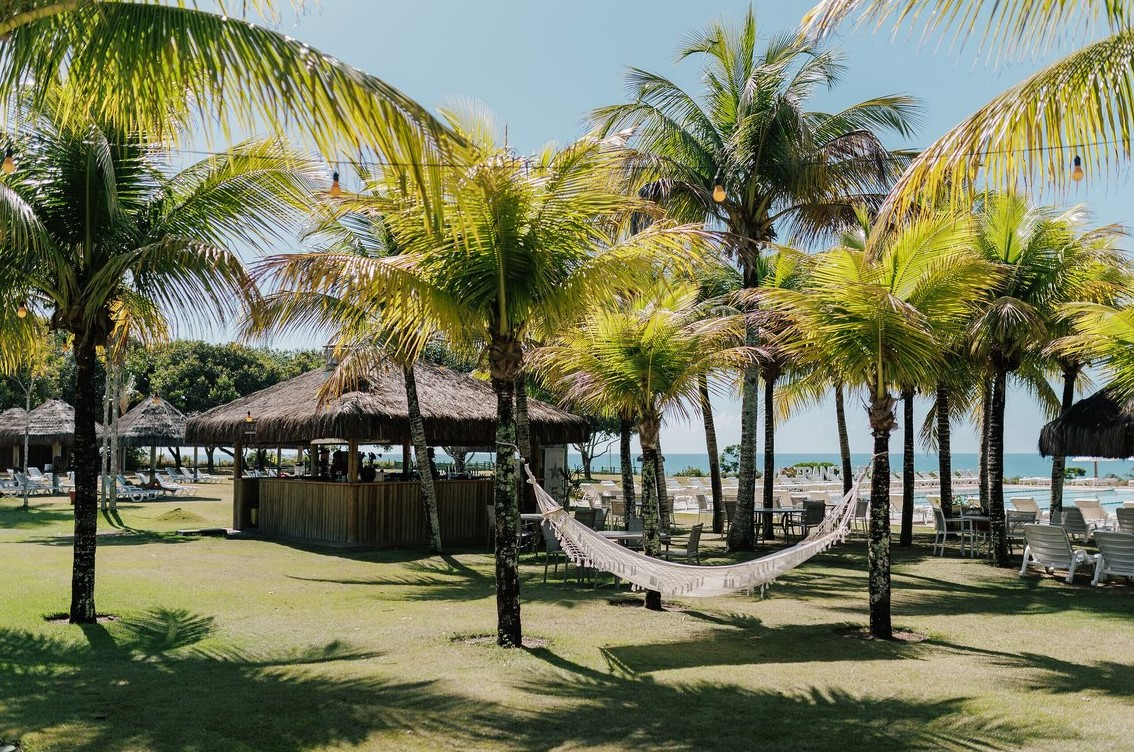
[480,648,1050,752]
[0,607,473,752]
[0,505,73,530]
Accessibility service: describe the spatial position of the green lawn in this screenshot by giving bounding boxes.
[1,487,1132,751]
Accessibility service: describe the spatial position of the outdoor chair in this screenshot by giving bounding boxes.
[786,500,826,540]
[1019,524,1097,584]
[664,523,702,563]
[1117,507,1134,534]
[1091,531,1134,586]
[1010,497,1042,518]
[932,506,976,557]
[591,508,607,532]
[1074,498,1113,530]
[1006,510,1036,554]
[541,520,587,586]
[695,493,710,524]
[853,498,869,534]
[1058,507,1093,543]
[573,508,597,529]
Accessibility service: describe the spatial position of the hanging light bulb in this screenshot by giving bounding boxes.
[329,170,342,198]
[711,169,726,203]
[2,148,14,175]
[16,301,27,318]
[1071,155,1085,182]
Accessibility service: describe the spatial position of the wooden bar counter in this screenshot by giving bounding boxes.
[239,477,493,548]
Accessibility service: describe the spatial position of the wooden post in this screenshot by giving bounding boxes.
[347,439,359,483]
[233,440,243,529]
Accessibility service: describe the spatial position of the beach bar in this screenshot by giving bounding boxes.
[185,360,588,547]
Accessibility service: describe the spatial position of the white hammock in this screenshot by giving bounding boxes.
[526,464,869,597]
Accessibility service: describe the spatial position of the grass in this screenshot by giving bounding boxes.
[1,486,1132,751]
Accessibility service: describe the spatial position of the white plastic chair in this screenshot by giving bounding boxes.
[1091,531,1134,586]
[1019,524,1096,584]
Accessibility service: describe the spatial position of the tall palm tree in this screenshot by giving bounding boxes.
[261,106,707,647]
[0,94,320,623]
[771,208,990,638]
[531,283,751,610]
[803,2,1134,215]
[969,194,1122,565]
[592,8,919,551]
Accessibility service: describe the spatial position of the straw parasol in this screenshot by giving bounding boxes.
[1038,387,1134,459]
[186,361,589,447]
[115,396,187,447]
[0,399,100,446]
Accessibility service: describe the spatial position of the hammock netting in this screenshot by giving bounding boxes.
[525,464,868,597]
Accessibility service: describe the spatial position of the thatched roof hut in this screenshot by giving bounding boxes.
[185,362,588,446]
[115,396,187,447]
[1039,387,1134,459]
[0,399,101,445]
[0,407,28,439]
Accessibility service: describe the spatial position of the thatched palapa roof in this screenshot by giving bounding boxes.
[0,407,28,440]
[115,396,187,447]
[185,363,589,447]
[0,399,102,445]
[1039,387,1134,459]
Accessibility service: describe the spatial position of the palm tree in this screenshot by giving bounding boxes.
[770,208,990,638]
[260,106,707,647]
[0,93,320,623]
[803,2,1134,214]
[0,2,448,167]
[968,194,1123,565]
[592,9,919,551]
[531,283,751,610]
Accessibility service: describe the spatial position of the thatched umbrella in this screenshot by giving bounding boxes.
[0,407,28,468]
[116,396,187,477]
[1039,387,1134,459]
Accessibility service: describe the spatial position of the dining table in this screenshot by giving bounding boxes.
[751,507,806,540]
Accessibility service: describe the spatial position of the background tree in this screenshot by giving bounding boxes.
[593,8,918,550]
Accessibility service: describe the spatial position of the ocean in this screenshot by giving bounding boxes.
[567,452,1134,482]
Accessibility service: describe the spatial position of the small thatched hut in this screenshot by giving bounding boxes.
[0,407,28,468]
[185,361,587,547]
[0,399,102,472]
[116,396,188,475]
[1039,387,1134,459]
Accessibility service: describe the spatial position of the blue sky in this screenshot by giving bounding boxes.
[259,1,1132,457]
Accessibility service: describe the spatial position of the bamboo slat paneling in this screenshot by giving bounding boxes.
[256,478,492,547]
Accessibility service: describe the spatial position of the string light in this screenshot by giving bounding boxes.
[329,170,342,198]
[2,148,14,175]
[1071,155,1085,182]
[711,169,725,203]
[16,302,26,318]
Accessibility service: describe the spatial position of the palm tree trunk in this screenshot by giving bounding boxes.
[699,375,725,534]
[728,321,760,552]
[69,334,100,624]
[936,380,953,518]
[1049,366,1077,519]
[835,383,852,496]
[515,376,532,462]
[761,369,778,540]
[489,337,522,648]
[405,364,442,554]
[989,367,1009,567]
[900,386,915,547]
[867,392,895,640]
[979,377,991,511]
[638,410,663,611]
[619,415,636,527]
[655,435,669,531]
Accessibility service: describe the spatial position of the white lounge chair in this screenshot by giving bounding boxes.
[1091,531,1134,586]
[1019,524,1096,584]
[1057,507,1093,542]
[1074,498,1113,530]
[1117,508,1134,534]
